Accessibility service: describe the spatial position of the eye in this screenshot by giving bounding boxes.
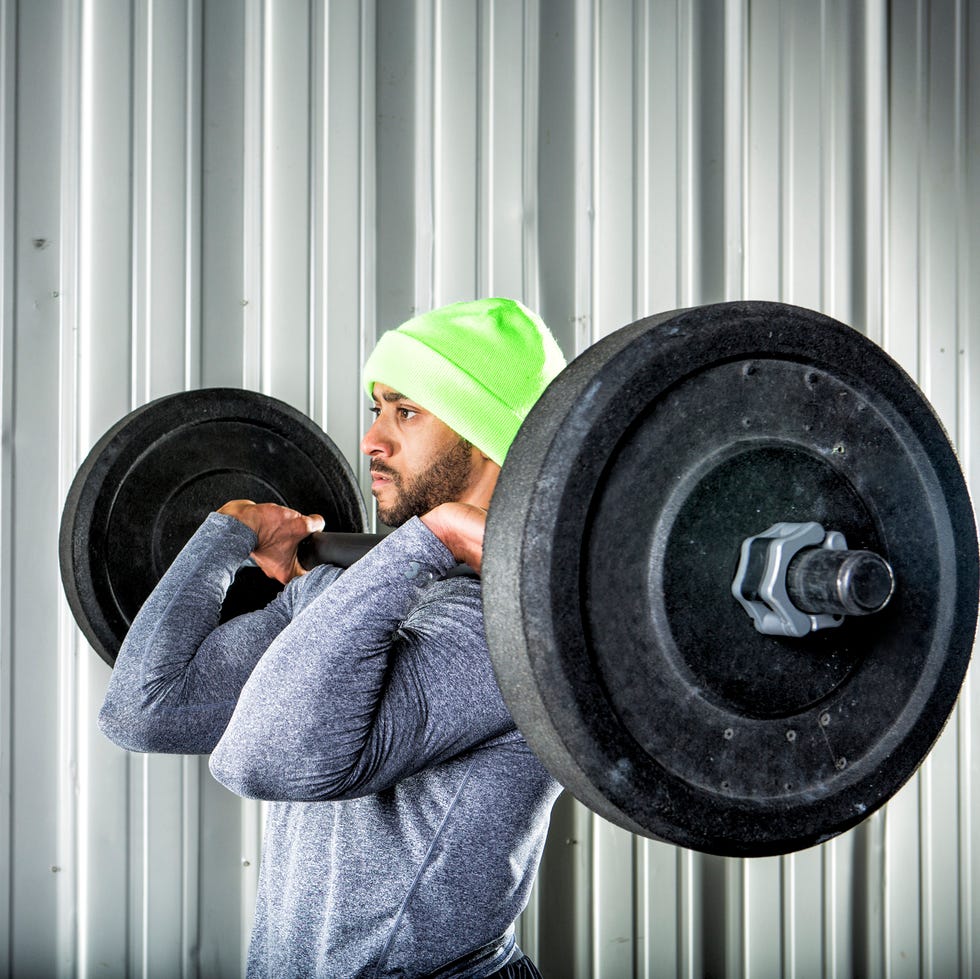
[398,407,418,421]
[368,405,381,418]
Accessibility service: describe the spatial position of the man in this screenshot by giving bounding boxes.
[99,298,568,978]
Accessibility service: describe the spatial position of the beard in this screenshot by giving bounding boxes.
[372,437,475,527]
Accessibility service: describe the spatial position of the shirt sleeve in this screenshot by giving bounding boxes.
[208,517,516,802]
[98,512,336,754]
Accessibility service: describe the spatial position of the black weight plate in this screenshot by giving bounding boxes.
[483,301,978,857]
[60,388,367,667]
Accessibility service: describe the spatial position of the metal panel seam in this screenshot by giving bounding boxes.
[242,0,265,391]
[414,0,434,313]
[57,2,83,974]
[864,0,887,344]
[358,0,378,509]
[184,0,202,392]
[0,1,14,972]
[575,0,595,351]
[311,0,326,426]
[181,10,203,971]
[723,0,747,301]
[522,0,540,311]
[476,0,489,297]
[952,6,973,975]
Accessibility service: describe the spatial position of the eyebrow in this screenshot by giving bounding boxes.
[380,390,409,403]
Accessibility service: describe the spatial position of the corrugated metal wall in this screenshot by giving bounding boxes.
[1,0,978,976]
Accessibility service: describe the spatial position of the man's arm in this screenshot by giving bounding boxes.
[98,512,334,754]
[208,516,515,802]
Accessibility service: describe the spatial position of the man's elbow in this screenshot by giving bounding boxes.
[209,748,293,800]
[97,700,214,755]
[98,700,159,753]
[208,744,359,802]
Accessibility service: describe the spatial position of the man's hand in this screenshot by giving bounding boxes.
[420,502,488,574]
[218,500,325,584]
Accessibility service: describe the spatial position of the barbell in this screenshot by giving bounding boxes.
[59,301,979,857]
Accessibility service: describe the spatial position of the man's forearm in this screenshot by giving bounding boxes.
[98,512,286,754]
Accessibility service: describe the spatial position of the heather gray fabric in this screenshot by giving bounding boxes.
[99,512,561,978]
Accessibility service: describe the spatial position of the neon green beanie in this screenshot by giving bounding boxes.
[362,298,566,466]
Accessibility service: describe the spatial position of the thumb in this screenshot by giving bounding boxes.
[306,512,326,534]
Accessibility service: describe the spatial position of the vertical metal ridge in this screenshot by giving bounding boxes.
[574,0,594,350]
[629,0,650,320]
[883,0,921,373]
[414,0,435,312]
[522,0,540,311]
[951,0,966,445]
[592,0,632,336]
[184,0,202,392]
[57,0,83,972]
[241,0,265,390]
[744,857,784,977]
[674,0,700,962]
[633,0,650,317]
[358,0,378,504]
[239,797,262,970]
[822,841,839,979]
[724,857,745,979]
[636,838,683,979]
[912,0,926,387]
[784,853,794,977]
[309,0,326,424]
[130,7,200,966]
[819,0,833,315]
[180,754,200,979]
[723,0,746,301]
[643,0,680,313]
[430,0,478,306]
[258,0,313,410]
[678,848,702,979]
[304,0,316,417]
[181,8,203,969]
[472,0,540,308]
[792,848,831,978]
[592,820,634,978]
[135,0,194,400]
[910,5,935,976]
[74,1,136,974]
[955,0,977,964]
[136,756,149,977]
[475,0,490,297]
[880,0,927,846]
[132,0,150,406]
[304,6,316,412]
[777,0,788,301]
[238,0,267,959]
[0,0,13,969]
[676,0,694,306]
[575,805,593,976]
[116,0,136,406]
[863,812,888,979]
[908,0,969,923]
[864,0,887,344]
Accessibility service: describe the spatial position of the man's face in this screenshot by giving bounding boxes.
[361,383,479,527]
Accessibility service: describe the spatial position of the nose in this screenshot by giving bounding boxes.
[361,413,392,458]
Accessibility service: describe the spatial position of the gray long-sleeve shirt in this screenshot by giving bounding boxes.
[99,512,561,978]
